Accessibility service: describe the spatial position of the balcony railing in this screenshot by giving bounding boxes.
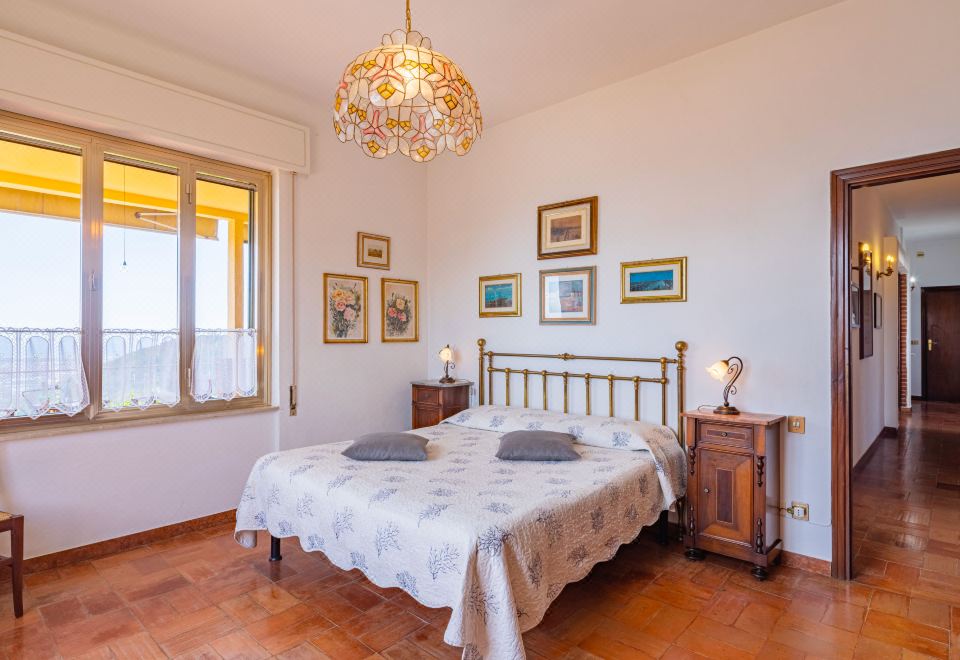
[0,327,257,419]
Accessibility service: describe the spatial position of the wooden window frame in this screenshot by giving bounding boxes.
[0,110,273,437]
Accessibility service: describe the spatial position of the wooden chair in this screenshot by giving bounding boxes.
[0,513,23,618]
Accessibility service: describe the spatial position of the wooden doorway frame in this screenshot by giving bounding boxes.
[921,285,960,401]
[831,147,960,580]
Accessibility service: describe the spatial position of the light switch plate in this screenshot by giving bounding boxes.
[787,416,805,434]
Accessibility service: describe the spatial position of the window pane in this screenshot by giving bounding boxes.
[192,176,257,401]
[101,156,180,411]
[0,134,88,419]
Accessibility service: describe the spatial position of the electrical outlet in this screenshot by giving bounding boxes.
[787,416,805,434]
[790,502,809,521]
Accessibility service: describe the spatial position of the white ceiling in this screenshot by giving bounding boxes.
[9,0,843,127]
[875,172,960,242]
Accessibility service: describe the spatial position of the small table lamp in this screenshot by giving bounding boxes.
[438,345,456,383]
[706,356,744,415]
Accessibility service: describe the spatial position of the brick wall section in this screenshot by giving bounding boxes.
[898,272,908,409]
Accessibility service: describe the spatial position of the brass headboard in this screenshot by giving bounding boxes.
[477,338,688,447]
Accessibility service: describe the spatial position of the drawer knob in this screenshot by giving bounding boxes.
[721,432,728,437]
[703,487,710,494]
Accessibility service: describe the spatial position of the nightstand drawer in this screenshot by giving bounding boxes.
[414,386,440,405]
[699,422,753,449]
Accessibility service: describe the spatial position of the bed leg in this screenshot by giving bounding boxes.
[269,535,282,562]
[657,510,669,546]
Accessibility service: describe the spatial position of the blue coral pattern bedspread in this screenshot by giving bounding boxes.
[235,405,686,660]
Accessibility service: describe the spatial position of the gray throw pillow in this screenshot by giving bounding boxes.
[342,432,429,461]
[496,430,580,461]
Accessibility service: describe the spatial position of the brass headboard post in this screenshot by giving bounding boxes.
[676,341,688,446]
[477,338,486,404]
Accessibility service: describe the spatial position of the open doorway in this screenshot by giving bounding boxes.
[831,150,960,580]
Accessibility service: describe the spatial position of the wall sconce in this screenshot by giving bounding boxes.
[438,345,456,383]
[706,356,744,415]
[875,255,895,280]
[910,276,917,292]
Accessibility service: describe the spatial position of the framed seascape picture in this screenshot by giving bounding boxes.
[381,278,419,342]
[851,282,861,329]
[323,273,368,343]
[537,196,598,259]
[479,273,521,317]
[357,232,390,269]
[539,266,596,325]
[620,257,687,304]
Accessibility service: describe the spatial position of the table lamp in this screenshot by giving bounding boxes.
[438,345,455,383]
[706,356,744,415]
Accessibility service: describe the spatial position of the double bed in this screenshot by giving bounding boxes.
[235,340,689,659]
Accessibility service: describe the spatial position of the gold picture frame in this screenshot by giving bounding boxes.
[539,266,596,325]
[357,232,390,269]
[479,273,522,317]
[620,257,687,304]
[323,273,368,343]
[381,278,419,342]
[537,196,598,259]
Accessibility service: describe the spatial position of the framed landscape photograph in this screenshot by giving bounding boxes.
[357,232,390,269]
[620,257,687,304]
[537,196,598,259]
[479,273,521,317]
[381,278,419,342]
[323,273,368,343]
[539,266,596,325]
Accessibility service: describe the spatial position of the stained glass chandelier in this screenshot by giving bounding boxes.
[333,0,482,162]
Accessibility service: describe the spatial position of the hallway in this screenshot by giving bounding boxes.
[852,402,960,607]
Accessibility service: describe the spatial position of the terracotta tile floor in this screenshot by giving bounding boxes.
[1,403,957,659]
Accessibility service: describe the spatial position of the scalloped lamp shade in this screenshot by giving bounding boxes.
[333,25,482,163]
[706,360,729,381]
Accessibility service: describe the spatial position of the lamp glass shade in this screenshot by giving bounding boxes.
[438,346,453,363]
[706,360,729,381]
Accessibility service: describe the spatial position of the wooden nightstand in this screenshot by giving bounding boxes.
[411,380,473,429]
[681,410,784,580]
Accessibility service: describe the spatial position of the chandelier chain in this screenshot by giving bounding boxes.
[406,0,411,32]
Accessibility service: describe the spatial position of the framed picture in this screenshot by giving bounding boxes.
[381,278,419,342]
[859,243,873,358]
[851,282,861,329]
[874,293,882,329]
[479,273,522,317]
[620,257,687,303]
[537,196,598,259]
[539,266,596,325]
[357,232,390,269]
[323,273,368,343]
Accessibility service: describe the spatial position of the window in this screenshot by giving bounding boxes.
[0,112,271,433]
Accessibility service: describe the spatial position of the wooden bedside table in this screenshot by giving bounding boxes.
[681,410,785,580]
[411,380,473,429]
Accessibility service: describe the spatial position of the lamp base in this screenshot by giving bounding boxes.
[713,404,740,415]
[438,376,456,384]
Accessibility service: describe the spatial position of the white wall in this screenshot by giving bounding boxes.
[909,235,960,396]
[849,189,897,465]
[0,4,427,558]
[426,0,960,560]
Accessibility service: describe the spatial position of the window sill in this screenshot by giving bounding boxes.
[0,403,280,442]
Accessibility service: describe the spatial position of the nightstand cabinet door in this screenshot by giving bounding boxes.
[698,448,754,547]
[411,381,472,429]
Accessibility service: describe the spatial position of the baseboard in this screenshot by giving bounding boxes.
[25,509,236,574]
[781,550,831,576]
[853,427,897,474]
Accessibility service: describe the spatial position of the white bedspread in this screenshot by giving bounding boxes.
[235,406,686,659]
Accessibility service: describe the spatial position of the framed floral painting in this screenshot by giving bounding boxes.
[381,278,419,342]
[537,196,598,259]
[539,266,596,325]
[324,273,368,343]
[357,232,390,269]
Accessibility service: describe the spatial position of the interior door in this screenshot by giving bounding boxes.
[923,287,960,402]
[698,448,753,546]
